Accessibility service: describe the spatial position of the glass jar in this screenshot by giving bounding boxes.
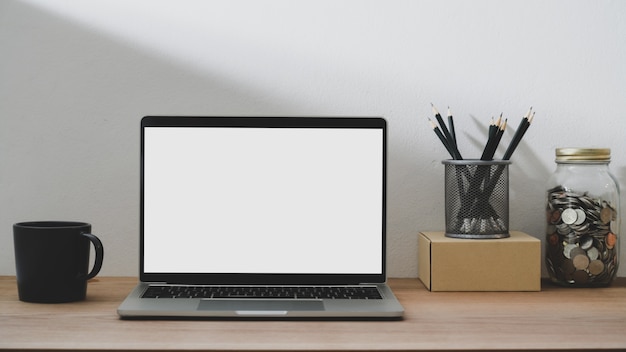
[545,148,620,287]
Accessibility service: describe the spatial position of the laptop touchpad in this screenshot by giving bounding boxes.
[198,300,325,312]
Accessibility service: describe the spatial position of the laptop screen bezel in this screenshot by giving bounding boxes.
[139,116,387,285]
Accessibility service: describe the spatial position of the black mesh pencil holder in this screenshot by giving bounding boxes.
[443,160,511,239]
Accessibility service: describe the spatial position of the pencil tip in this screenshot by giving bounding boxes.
[525,107,533,119]
[431,103,440,114]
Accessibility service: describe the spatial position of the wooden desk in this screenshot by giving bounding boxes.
[1,276,625,351]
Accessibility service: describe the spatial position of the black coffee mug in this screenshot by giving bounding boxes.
[13,221,104,303]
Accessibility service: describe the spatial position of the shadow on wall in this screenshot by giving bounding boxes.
[0,0,300,275]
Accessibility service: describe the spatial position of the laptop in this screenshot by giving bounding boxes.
[117,116,404,319]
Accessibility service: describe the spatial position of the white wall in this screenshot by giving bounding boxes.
[1,0,625,278]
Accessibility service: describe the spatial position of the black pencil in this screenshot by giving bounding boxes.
[431,104,462,159]
[488,116,497,140]
[489,118,507,160]
[480,115,500,160]
[429,118,454,158]
[503,108,533,160]
[482,117,507,160]
[447,107,456,145]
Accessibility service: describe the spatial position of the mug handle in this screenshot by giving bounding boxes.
[82,233,104,280]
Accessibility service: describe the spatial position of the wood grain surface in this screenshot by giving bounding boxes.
[1,276,625,351]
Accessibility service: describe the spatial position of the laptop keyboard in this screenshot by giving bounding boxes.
[141,285,382,300]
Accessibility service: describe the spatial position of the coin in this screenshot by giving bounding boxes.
[572,254,590,270]
[548,233,559,246]
[600,206,613,224]
[546,186,618,286]
[574,209,586,225]
[561,208,578,225]
[550,210,561,224]
[572,222,590,234]
[580,196,596,209]
[569,247,586,258]
[563,244,578,259]
[579,236,593,250]
[556,223,570,235]
[588,260,605,275]
[586,247,599,260]
[606,232,617,249]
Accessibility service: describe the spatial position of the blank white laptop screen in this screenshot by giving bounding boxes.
[143,125,383,275]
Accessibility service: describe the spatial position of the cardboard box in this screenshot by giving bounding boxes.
[418,231,541,291]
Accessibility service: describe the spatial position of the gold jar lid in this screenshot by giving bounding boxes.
[556,148,611,162]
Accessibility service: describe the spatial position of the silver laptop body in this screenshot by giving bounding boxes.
[117,116,404,319]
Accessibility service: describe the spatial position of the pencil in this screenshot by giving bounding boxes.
[429,118,454,158]
[503,108,533,160]
[481,117,507,161]
[432,103,462,159]
[480,115,500,160]
[447,107,456,145]
[488,116,497,140]
[490,118,507,159]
